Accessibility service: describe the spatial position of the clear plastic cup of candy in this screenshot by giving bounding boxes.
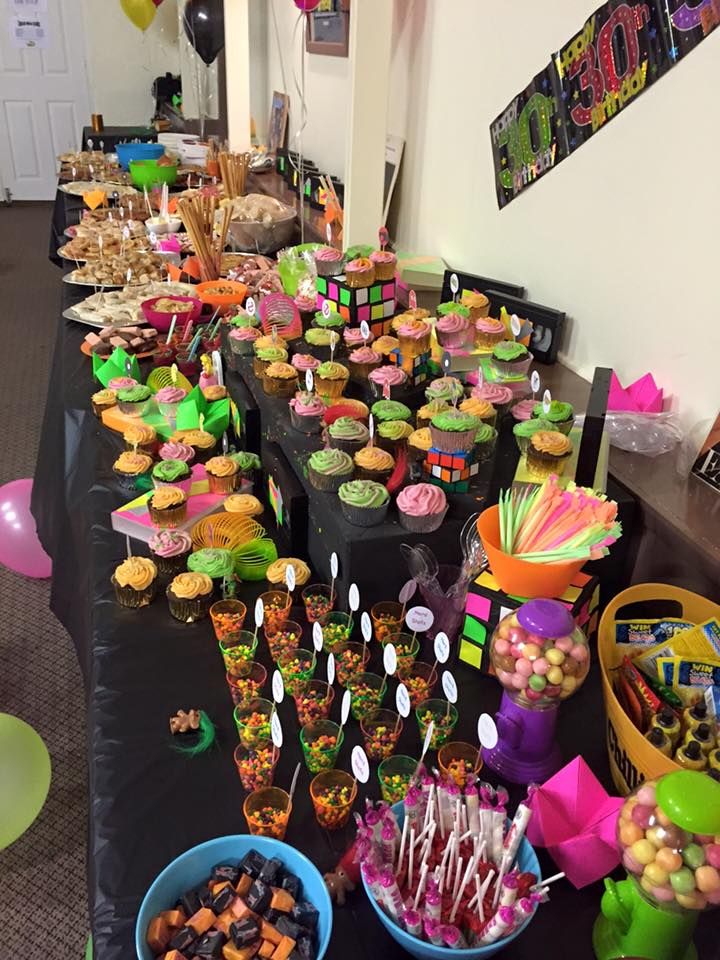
[321,612,354,652]
[300,719,344,773]
[382,632,420,676]
[378,755,418,804]
[310,770,357,831]
[219,630,259,676]
[233,741,279,792]
[416,698,458,749]
[399,661,438,707]
[301,584,335,624]
[293,679,335,726]
[259,589,293,633]
[264,619,303,662]
[370,601,404,643]
[277,647,317,696]
[360,708,403,761]
[438,741,483,787]
[210,599,248,642]
[243,786,291,839]
[226,661,267,706]
[334,641,371,687]
[347,672,387,722]
[234,697,274,748]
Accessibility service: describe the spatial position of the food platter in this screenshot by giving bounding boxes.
[80,340,157,360]
[59,180,139,197]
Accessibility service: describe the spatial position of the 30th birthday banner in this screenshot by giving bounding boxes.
[491,0,719,208]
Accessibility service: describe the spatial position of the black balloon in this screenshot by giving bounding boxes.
[183,0,225,66]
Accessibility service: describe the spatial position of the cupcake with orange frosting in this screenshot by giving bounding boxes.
[416,399,450,430]
[262,361,298,398]
[374,335,400,357]
[397,318,431,358]
[369,249,397,281]
[344,257,375,289]
[315,361,350,400]
[171,428,217,463]
[408,427,432,462]
[459,396,497,428]
[113,451,154,490]
[461,290,490,320]
[91,388,117,418]
[353,444,395,483]
[202,384,228,402]
[167,571,214,623]
[224,494,263,517]
[526,431,573,480]
[124,422,158,456]
[111,556,158,608]
[205,455,240,494]
[148,486,188,528]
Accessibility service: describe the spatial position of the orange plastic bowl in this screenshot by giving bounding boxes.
[477,504,584,599]
[195,280,248,308]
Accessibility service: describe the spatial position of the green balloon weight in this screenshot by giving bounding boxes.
[656,770,720,835]
[0,714,51,850]
[120,0,157,32]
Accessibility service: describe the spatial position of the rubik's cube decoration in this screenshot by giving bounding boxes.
[389,348,430,385]
[422,447,480,493]
[459,569,600,672]
[316,275,396,336]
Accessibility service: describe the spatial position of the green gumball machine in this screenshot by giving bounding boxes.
[593,771,720,960]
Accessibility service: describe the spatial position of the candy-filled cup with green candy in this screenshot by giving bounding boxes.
[233,741,279,792]
[360,708,403,761]
[243,786,291,840]
[378,755,420,804]
[438,741,482,787]
[382,632,419,676]
[399,660,438,708]
[225,661,267,706]
[301,583,335,624]
[219,630,259,677]
[334,641,371,687]
[264,619,303,662]
[259,589,293,633]
[294,679,335,726]
[347,671,387,722]
[370,601,404,643]
[416,698,458,749]
[300,719,344,773]
[321,612,354,652]
[277,647,316,695]
[310,770,358,830]
[234,697,274,748]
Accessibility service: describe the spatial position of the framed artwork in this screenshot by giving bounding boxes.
[268,91,289,155]
[692,413,720,493]
[306,0,350,57]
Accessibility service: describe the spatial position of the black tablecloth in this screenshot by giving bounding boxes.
[31,208,716,960]
[81,126,157,152]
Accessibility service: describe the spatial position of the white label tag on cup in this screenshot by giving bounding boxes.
[542,388,552,415]
[442,670,458,704]
[398,579,417,605]
[510,313,522,337]
[351,745,370,783]
[340,688,352,726]
[383,643,398,676]
[326,223,332,243]
[360,612,372,643]
[330,552,339,579]
[422,721,435,757]
[450,273,459,295]
[368,415,375,440]
[405,606,434,633]
[246,296,256,316]
[312,622,324,652]
[254,597,264,628]
[272,669,285,704]
[327,652,336,686]
[478,713,498,750]
[359,320,370,341]
[396,683,411,718]
[530,371,540,394]
[434,631,450,664]
[348,583,360,613]
[305,369,314,393]
[271,711,283,748]
[322,300,331,320]
[285,563,296,593]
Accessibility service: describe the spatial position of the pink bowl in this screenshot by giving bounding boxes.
[140,295,203,334]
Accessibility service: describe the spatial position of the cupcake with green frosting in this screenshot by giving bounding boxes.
[425,376,464,405]
[513,417,553,454]
[307,447,354,492]
[429,410,482,453]
[313,309,345,330]
[253,344,289,378]
[475,422,499,462]
[187,547,235,590]
[327,416,370,455]
[371,399,412,423]
[377,419,414,456]
[338,479,390,527]
[116,384,152,417]
[229,450,262,481]
[437,302,470,319]
[416,398,450,429]
[315,361,349,400]
[303,326,336,361]
[491,340,532,378]
[531,400,574,435]
[152,458,192,495]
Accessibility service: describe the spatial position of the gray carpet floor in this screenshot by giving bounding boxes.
[0,202,88,957]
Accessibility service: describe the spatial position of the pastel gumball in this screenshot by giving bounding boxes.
[494,638,511,657]
[560,675,577,695]
[705,887,720,905]
[511,673,528,690]
[631,839,657,866]
[620,821,644,847]
[655,847,683,873]
[545,685,562,698]
[660,825,686,849]
[546,666,564,686]
[636,785,657,808]
[640,877,654,896]
[515,658,533,677]
[570,643,588,662]
[622,850,643,875]
[510,643,524,659]
[620,798,637,821]
[675,891,706,911]
[522,643,542,661]
[561,658,580,676]
[682,843,706,869]
[532,657,549,676]
[525,633,544,647]
[528,674,547,693]
[497,669,514,686]
[525,688,543,702]
[631,804,653,830]
[669,867,695,894]
[705,844,720,869]
[695,865,720,893]
[507,627,526,647]
[643,862,669,887]
[554,636,573,653]
[696,835,714,844]
[645,826,665,849]
[655,809,672,828]
[651,884,676,903]
[546,648,565,666]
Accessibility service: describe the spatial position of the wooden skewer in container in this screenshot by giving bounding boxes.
[218,151,250,200]
[177,194,231,281]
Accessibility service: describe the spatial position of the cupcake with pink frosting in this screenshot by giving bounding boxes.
[368,365,408,393]
[289,391,326,434]
[510,398,537,421]
[292,353,321,374]
[159,440,196,464]
[397,318,431,358]
[396,482,448,534]
[313,245,345,278]
[108,376,138,392]
[294,293,317,325]
[436,312,472,350]
[471,382,514,416]
[475,316,506,350]
[155,385,188,419]
[229,323,261,357]
[369,249,397,281]
[343,326,375,349]
[348,346,382,381]
[148,528,193,578]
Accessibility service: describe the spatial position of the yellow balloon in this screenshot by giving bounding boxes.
[120,0,156,31]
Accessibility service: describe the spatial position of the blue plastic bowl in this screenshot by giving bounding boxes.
[135,835,333,960]
[116,141,164,170]
[362,805,541,960]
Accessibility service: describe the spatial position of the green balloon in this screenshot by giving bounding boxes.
[0,714,51,849]
[656,770,720,835]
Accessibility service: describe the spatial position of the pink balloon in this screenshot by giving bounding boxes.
[152,0,163,5]
[0,480,51,579]
[294,0,322,9]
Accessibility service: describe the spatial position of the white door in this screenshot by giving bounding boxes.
[0,0,91,200]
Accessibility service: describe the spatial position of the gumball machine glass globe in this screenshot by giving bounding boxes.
[489,599,590,709]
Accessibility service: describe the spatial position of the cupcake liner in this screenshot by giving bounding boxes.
[262,375,298,398]
[117,399,152,418]
[407,442,429,463]
[167,587,213,623]
[252,358,271,378]
[376,435,407,458]
[188,443,217,465]
[345,269,374,288]
[124,439,158,456]
[315,257,344,277]
[207,472,240,495]
[491,355,533,379]
[475,433,497,462]
[348,360,381,381]
[525,448,571,481]
[372,261,396,281]
[290,408,323,434]
[92,400,116,418]
[429,425,478,453]
[340,499,389,527]
[314,376,348,400]
[398,504,448,534]
[113,468,150,491]
[308,464,352,493]
[514,435,533,456]
[150,549,191,579]
[148,501,188,528]
[304,343,333,362]
[158,401,182,419]
[466,302,491,321]
[436,328,472,350]
[397,334,431,358]
[153,476,193,496]
[543,417,574,436]
[326,434,366,455]
[354,466,393,484]
[112,575,157,608]
[474,330,506,350]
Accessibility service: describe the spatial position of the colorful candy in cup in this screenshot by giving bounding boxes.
[300,719,344,773]
[219,630,258,676]
[398,661,438,709]
[293,680,335,725]
[226,661,267,705]
[234,698,274,748]
[259,589,293,633]
[335,641,371,686]
[243,786,291,839]
[301,583,335,624]
[416,698,458,749]
[370,601,404,643]
[210,599,248,641]
[321,612,354,651]
[438,741,482,787]
[378,755,418,804]
[347,672,387,722]
[277,648,316,695]
[382,632,419,675]
[264,619,302,662]
[233,741,279,791]
[360,709,403,761]
[310,771,357,830]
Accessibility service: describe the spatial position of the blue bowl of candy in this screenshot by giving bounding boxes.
[135,834,333,960]
[362,804,541,960]
[116,141,164,170]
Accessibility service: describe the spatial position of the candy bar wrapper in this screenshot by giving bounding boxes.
[614,618,693,656]
[657,656,720,710]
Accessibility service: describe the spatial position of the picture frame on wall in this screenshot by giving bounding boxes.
[268,91,289,155]
[306,0,350,58]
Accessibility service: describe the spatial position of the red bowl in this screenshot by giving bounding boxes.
[140,295,203,334]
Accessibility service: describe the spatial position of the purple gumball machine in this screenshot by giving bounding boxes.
[482,599,590,784]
